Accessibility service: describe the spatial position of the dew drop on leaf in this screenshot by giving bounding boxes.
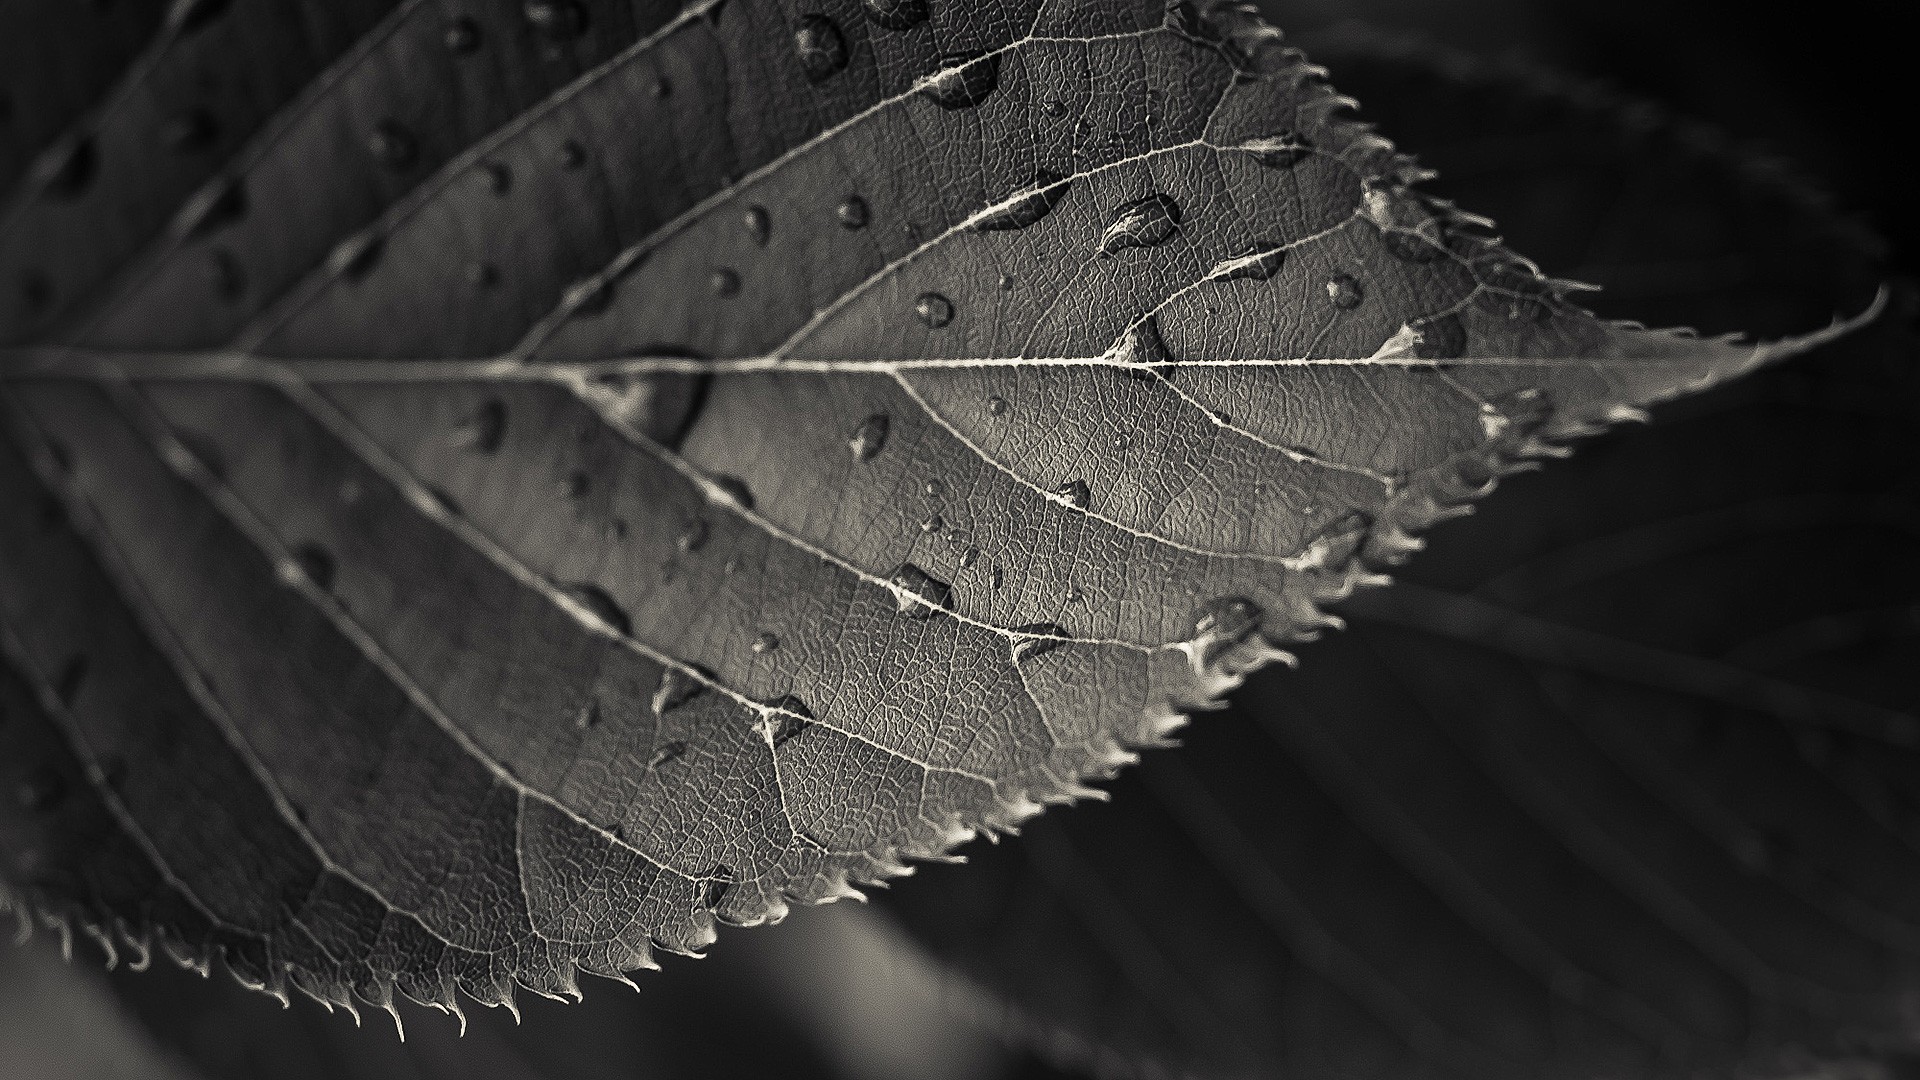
[443,16,483,54]
[752,631,780,654]
[1240,131,1315,168]
[914,292,953,327]
[466,261,499,288]
[703,865,736,907]
[1041,98,1067,118]
[367,120,418,171]
[178,177,247,240]
[836,195,870,229]
[575,698,602,729]
[1053,479,1091,510]
[35,136,96,199]
[1414,314,1469,360]
[710,267,741,297]
[744,205,772,246]
[1107,315,1174,379]
[652,77,672,100]
[712,475,755,510]
[1210,240,1287,282]
[1188,596,1262,664]
[53,656,87,706]
[862,0,928,31]
[523,0,589,41]
[559,139,587,170]
[888,564,953,618]
[1326,272,1364,309]
[1012,623,1069,662]
[15,770,65,813]
[848,414,890,461]
[292,543,336,592]
[986,395,1009,416]
[918,53,1001,109]
[647,740,688,769]
[972,171,1073,232]
[561,582,633,637]
[794,15,850,83]
[959,546,980,568]
[566,471,590,499]
[920,513,944,533]
[923,478,945,497]
[327,230,385,282]
[650,666,710,717]
[677,518,710,553]
[565,276,612,315]
[480,160,512,195]
[763,696,816,748]
[1098,193,1182,256]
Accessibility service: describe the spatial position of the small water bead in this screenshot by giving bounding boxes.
[1188,597,1262,664]
[456,398,508,453]
[848,414,890,461]
[367,120,418,170]
[566,471,590,499]
[649,740,689,769]
[559,140,587,169]
[990,565,1004,590]
[35,136,96,198]
[524,0,589,40]
[562,582,633,637]
[292,544,337,591]
[744,205,772,245]
[1413,314,1468,360]
[328,231,385,281]
[1326,273,1364,309]
[998,274,1015,291]
[914,292,953,328]
[15,769,65,813]
[1107,315,1174,380]
[1098,193,1182,256]
[713,475,755,510]
[752,631,780,654]
[678,518,710,552]
[888,563,953,618]
[480,160,512,194]
[710,267,741,297]
[565,276,612,315]
[467,261,499,288]
[918,52,1001,109]
[162,108,221,152]
[959,546,980,568]
[923,478,946,497]
[836,195,870,229]
[764,697,816,748]
[1041,98,1066,118]
[920,514,944,534]
[651,665,710,716]
[794,14,850,83]
[1053,479,1091,510]
[1064,585,1084,605]
[862,0,928,30]
[985,395,1009,416]
[178,176,247,239]
[444,16,483,53]
[1212,240,1287,283]
[1111,432,1130,451]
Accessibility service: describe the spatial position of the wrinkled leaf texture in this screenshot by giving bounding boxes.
[0,0,1865,1023]
[883,30,1917,1080]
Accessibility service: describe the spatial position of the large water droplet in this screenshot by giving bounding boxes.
[524,0,589,40]
[562,582,633,637]
[862,0,928,30]
[849,414,890,461]
[1211,240,1287,283]
[1326,273,1364,309]
[1240,131,1313,168]
[367,120,418,170]
[888,564,953,618]
[914,292,954,328]
[1098,193,1182,256]
[443,16,483,54]
[36,136,96,199]
[1106,316,1174,380]
[752,631,780,654]
[744,205,772,245]
[794,14,850,82]
[328,231,385,282]
[1414,314,1468,360]
[918,52,1001,109]
[713,475,754,510]
[919,513,944,534]
[1053,479,1091,510]
[1013,623,1069,662]
[837,195,871,229]
[293,543,336,591]
[763,696,816,748]
[652,665,712,717]
[973,171,1072,232]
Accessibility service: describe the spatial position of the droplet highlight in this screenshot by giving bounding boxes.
[848,414,890,461]
[367,120,418,171]
[1414,314,1468,360]
[1326,273,1364,309]
[443,16,483,54]
[752,631,780,654]
[837,195,870,230]
[914,292,954,328]
[744,205,772,246]
[562,582,633,637]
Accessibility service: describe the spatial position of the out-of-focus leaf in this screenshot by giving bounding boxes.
[881,36,1914,1080]
[0,0,1856,1019]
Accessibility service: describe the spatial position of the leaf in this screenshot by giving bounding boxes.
[879,34,1913,1080]
[0,0,1865,1019]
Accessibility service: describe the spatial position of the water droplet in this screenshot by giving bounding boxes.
[923,478,946,497]
[986,395,1009,416]
[713,475,755,510]
[294,543,336,591]
[919,52,1001,109]
[467,261,499,288]
[1041,98,1067,118]
[1163,0,1218,42]
[559,140,588,170]
[426,485,462,516]
[920,513,944,533]
[1053,479,1091,511]
[1107,316,1174,380]
[444,16,483,54]
[178,176,247,239]
[480,160,512,195]
[914,292,953,328]
[752,631,780,654]
[959,546,980,568]
[208,249,245,301]
[162,108,220,152]
[648,740,689,769]
[1365,184,1449,263]
[575,698,603,729]
[848,414,890,461]
[565,276,612,315]
[888,564,953,618]
[1211,240,1287,283]
[35,136,96,199]
[562,582,632,637]
[1098,193,1182,256]
[523,0,589,40]
[1064,584,1084,604]
[367,120,418,170]
[678,518,710,552]
[710,267,741,297]
[460,400,508,453]
[862,0,928,30]
[1013,623,1069,662]
[172,0,233,33]
[744,205,772,245]
[1111,432,1130,451]
[794,14,850,82]
[651,665,712,716]
[998,274,1015,290]
[836,195,870,229]
[1240,131,1313,168]
[328,231,385,281]
[973,171,1072,232]
[15,769,64,813]
[703,864,736,906]
[54,656,87,706]
[1414,314,1468,360]
[762,696,816,749]
[1326,273,1364,309]
[566,471,590,499]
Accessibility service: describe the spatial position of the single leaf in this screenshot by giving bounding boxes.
[0,0,1867,1022]
[880,34,1912,1080]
